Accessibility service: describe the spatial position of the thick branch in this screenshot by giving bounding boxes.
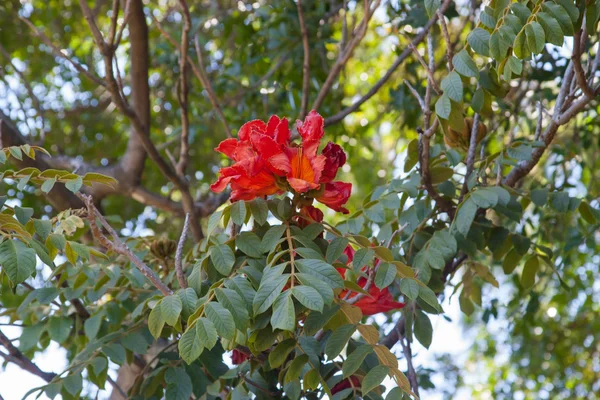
[175,214,190,289]
[0,330,56,383]
[296,0,311,118]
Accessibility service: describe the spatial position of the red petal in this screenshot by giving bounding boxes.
[296,110,324,144]
[238,119,267,141]
[316,181,352,213]
[288,177,320,193]
[214,138,239,159]
[274,118,290,145]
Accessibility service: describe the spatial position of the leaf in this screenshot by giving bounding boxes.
[453,50,479,78]
[471,188,499,208]
[435,94,452,119]
[236,232,263,258]
[579,201,598,224]
[285,354,309,383]
[536,12,564,46]
[325,324,356,359]
[204,302,236,340]
[418,285,443,313]
[531,188,549,207]
[295,259,344,289]
[177,288,198,320]
[489,30,511,61]
[424,0,441,17]
[343,345,373,378]
[148,303,165,339]
[375,263,396,289]
[503,248,523,274]
[14,206,33,225]
[357,324,379,345]
[292,285,324,312]
[513,29,530,59]
[521,255,539,289]
[296,273,334,305]
[269,338,296,368]
[467,28,491,56]
[248,197,269,225]
[362,365,389,395]
[525,21,545,54]
[206,209,223,237]
[48,317,71,344]
[261,225,286,253]
[0,240,36,284]
[253,274,289,315]
[65,176,83,193]
[210,244,235,276]
[214,288,249,330]
[414,311,433,348]
[271,291,296,331]
[84,312,104,340]
[441,71,464,102]
[195,317,218,350]
[178,325,203,364]
[63,374,82,396]
[161,295,183,326]
[165,368,193,400]
[400,279,419,300]
[452,198,477,236]
[230,201,247,225]
[352,248,374,271]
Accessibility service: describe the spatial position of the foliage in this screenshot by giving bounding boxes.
[1,0,600,399]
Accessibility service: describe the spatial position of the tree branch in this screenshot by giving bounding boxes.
[77,193,174,296]
[175,0,192,178]
[296,0,311,118]
[175,213,190,289]
[0,330,57,383]
[324,0,452,126]
[460,113,480,200]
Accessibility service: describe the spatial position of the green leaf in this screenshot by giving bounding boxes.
[210,244,235,276]
[441,71,464,102]
[424,0,441,17]
[195,317,218,350]
[536,12,564,46]
[271,291,296,331]
[296,273,334,305]
[65,176,83,193]
[543,3,574,35]
[248,198,269,225]
[467,28,491,56]
[414,311,433,348]
[253,274,289,314]
[513,29,530,59]
[15,206,34,224]
[148,303,165,339]
[503,248,523,274]
[452,198,477,236]
[525,21,545,54]
[453,50,479,78]
[165,367,193,400]
[84,311,104,339]
[295,259,344,289]
[352,248,374,271]
[480,10,497,28]
[579,201,598,224]
[325,324,356,360]
[236,232,263,258]
[521,255,539,289]
[285,354,309,383]
[326,237,349,264]
[41,177,56,193]
[63,374,82,396]
[179,325,203,364]
[375,263,396,289]
[550,192,570,213]
[292,285,324,312]
[269,338,297,368]
[177,288,198,320]
[206,209,223,237]
[204,302,236,340]
[471,188,499,208]
[400,279,419,300]
[161,295,183,326]
[435,94,452,119]
[343,345,373,378]
[0,240,36,284]
[419,285,443,313]
[511,2,531,23]
[214,288,250,330]
[230,201,247,225]
[489,30,511,62]
[261,225,286,253]
[48,317,71,344]
[362,365,389,395]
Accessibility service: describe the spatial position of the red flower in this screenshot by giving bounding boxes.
[315,182,352,214]
[231,349,250,364]
[295,205,324,228]
[338,245,405,316]
[331,376,361,394]
[321,142,347,183]
[211,111,352,214]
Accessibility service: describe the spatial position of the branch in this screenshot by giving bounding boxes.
[460,113,480,200]
[324,0,452,126]
[436,9,453,71]
[311,0,382,111]
[296,0,311,118]
[572,29,594,97]
[175,0,192,177]
[77,193,174,296]
[175,213,190,289]
[399,324,419,398]
[0,330,56,383]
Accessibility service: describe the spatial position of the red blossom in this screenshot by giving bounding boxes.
[331,376,361,394]
[211,110,351,214]
[338,245,405,316]
[231,349,250,364]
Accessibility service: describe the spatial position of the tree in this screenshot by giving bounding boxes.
[1,0,599,399]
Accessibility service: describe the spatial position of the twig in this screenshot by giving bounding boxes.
[107,375,127,398]
[534,101,543,140]
[175,0,192,177]
[460,113,480,200]
[437,9,453,71]
[175,213,190,289]
[399,327,419,398]
[324,0,452,126]
[77,193,173,296]
[20,17,106,87]
[311,0,382,111]
[296,0,311,118]
[407,40,442,95]
[404,81,426,111]
[572,29,594,97]
[0,330,56,382]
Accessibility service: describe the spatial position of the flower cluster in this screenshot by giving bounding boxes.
[211,111,351,215]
